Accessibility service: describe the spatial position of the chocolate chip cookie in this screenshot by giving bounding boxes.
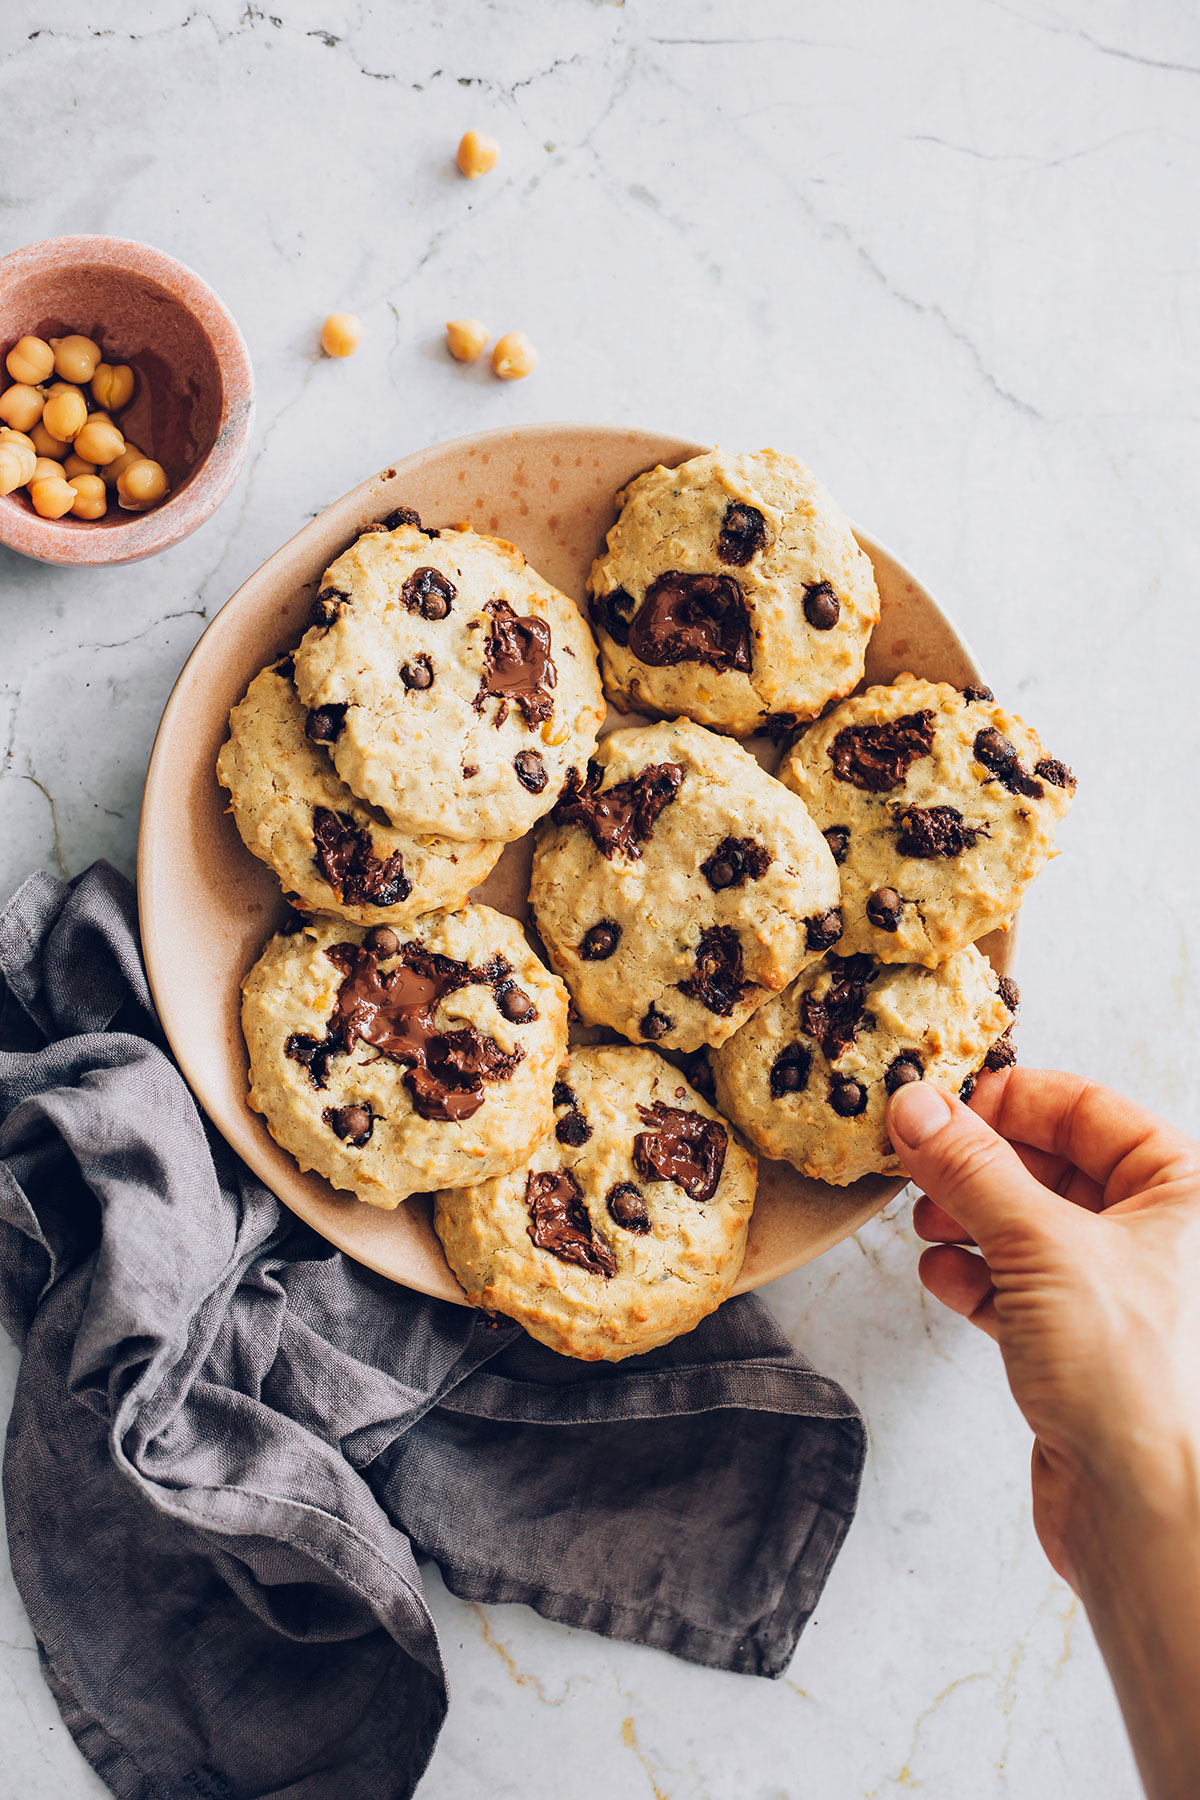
[241,908,569,1208]
[292,522,605,843]
[711,945,1017,1186]
[529,717,842,1053]
[587,448,880,737]
[433,1044,756,1359]
[779,674,1076,965]
[217,658,503,924]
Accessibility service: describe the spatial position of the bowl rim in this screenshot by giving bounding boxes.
[0,233,254,566]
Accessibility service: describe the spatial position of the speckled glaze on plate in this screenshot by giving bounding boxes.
[138,422,1014,1305]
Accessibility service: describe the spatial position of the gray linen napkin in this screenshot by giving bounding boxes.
[0,862,865,1800]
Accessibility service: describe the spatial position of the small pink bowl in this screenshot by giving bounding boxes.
[0,235,254,566]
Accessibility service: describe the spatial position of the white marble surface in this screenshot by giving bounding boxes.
[1,0,1197,1793]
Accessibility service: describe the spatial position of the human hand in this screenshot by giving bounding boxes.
[885,1068,1200,1588]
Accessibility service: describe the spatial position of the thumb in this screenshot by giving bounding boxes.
[886,1080,1052,1255]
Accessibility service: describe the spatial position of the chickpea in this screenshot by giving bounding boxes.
[30,475,77,519]
[30,419,69,459]
[445,318,489,362]
[101,441,144,487]
[0,446,28,496]
[63,452,97,479]
[42,388,88,442]
[5,335,55,386]
[90,362,135,411]
[31,457,65,484]
[0,429,37,485]
[0,382,45,432]
[320,312,363,358]
[68,473,108,520]
[490,330,538,380]
[456,129,499,178]
[74,415,125,466]
[46,381,85,398]
[50,334,101,384]
[116,456,169,511]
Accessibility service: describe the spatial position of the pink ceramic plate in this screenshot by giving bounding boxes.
[139,422,1012,1303]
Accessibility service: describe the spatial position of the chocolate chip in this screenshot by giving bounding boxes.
[803,581,840,631]
[401,566,456,619]
[678,926,747,1017]
[717,502,766,566]
[498,986,535,1022]
[365,927,400,956]
[306,704,348,743]
[384,506,437,535]
[962,684,994,703]
[770,1043,812,1098]
[896,805,985,859]
[974,728,1044,799]
[641,1004,672,1040]
[997,976,1020,1015]
[867,887,902,930]
[587,587,635,647]
[960,1072,978,1103]
[798,952,875,1059]
[830,711,935,792]
[700,837,771,891]
[823,826,851,865]
[1034,757,1076,793]
[885,1053,923,1094]
[678,1048,716,1104]
[829,1077,867,1117]
[328,1103,373,1145]
[273,653,296,682]
[513,750,548,793]
[805,908,843,952]
[758,712,799,743]
[556,1109,592,1146]
[580,921,620,960]
[627,571,752,675]
[462,765,479,779]
[402,655,433,690]
[553,1081,576,1109]
[984,1032,1018,1072]
[606,1182,650,1233]
[311,588,349,628]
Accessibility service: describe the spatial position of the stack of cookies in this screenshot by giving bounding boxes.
[219,451,1075,1360]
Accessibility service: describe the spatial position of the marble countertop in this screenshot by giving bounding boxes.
[2,0,1197,1793]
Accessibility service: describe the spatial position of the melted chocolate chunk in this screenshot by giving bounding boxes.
[770,1042,812,1099]
[312,808,411,908]
[758,711,799,743]
[829,1077,867,1117]
[896,805,985,859]
[997,976,1020,1015]
[476,599,557,728]
[633,1102,727,1202]
[1034,757,1076,793]
[679,926,746,1017]
[700,837,771,891]
[588,586,635,648]
[640,1004,672,1041]
[798,953,874,1059]
[803,581,840,631]
[973,728,1045,799]
[885,1053,923,1095]
[401,565,456,620]
[962,684,994,703]
[805,908,843,953]
[830,711,935,792]
[823,825,851,865]
[606,1182,650,1233]
[402,655,434,691]
[867,887,903,931]
[678,1048,716,1104]
[526,1170,616,1276]
[384,506,437,535]
[311,587,349,628]
[291,939,523,1119]
[627,572,752,675]
[552,1080,577,1110]
[960,1072,978,1103]
[717,502,767,566]
[556,1108,592,1146]
[306,703,348,744]
[552,760,683,859]
[580,921,620,961]
[325,1103,373,1146]
[513,750,548,793]
[273,653,296,682]
[984,1031,1018,1072]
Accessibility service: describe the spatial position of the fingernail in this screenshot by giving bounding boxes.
[888,1081,952,1149]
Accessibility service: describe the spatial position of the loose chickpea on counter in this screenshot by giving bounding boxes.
[491,331,537,380]
[445,318,489,362]
[320,313,363,358]
[456,129,499,178]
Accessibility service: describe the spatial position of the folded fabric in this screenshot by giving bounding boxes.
[0,863,865,1800]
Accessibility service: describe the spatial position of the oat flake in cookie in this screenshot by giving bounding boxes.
[780,673,1076,966]
[711,945,1015,1187]
[241,907,569,1208]
[217,658,502,925]
[434,1045,756,1360]
[293,521,605,843]
[587,448,880,737]
[529,717,842,1054]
